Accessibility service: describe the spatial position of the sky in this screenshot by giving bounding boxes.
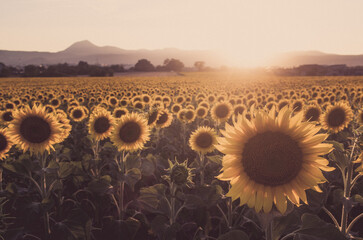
[1,0,363,66]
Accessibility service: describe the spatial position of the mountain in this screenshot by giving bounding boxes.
[269,51,363,67]
[0,40,224,67]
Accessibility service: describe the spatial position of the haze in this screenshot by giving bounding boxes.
[1,0,363,67]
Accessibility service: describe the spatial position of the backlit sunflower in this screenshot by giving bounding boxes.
[211,102,233,123]
[8,105,62,154]
[189,126,217,154]
[321,102,353,133]
[0,128,13,160]
[111,112,150,152]
[217,107,333,213]
[89,109,114,141]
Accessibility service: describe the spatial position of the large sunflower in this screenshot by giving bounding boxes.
[216,107,333,213]
[0,128,13,160]
[89,109,114,141]
[8,105,62,154]
[189,126,217,154]
[321,102,353,133]
[111,112,150,152]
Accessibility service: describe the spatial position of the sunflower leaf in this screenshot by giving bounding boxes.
[207,155,222,165]
[125,168,142,191]
[325,140,344,152]
[294,213,346,240]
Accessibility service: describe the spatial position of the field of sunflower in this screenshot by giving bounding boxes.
[0,73,362,240]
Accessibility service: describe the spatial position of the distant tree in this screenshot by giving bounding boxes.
[23,65,44,77]
[194,61,205,71]
[164,58,184,72]
[77,61,89,75]
[134,59,155,72]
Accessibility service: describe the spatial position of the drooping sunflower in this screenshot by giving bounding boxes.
[189,126,217,154]
[8,105,62,154]
[303,105,322,123]
[155,109,173,128]
[211,102,233,123]
[217,107,333,213]
[321,102,353,133]
[163,158,194,187]
[89,109,114,141]
[111,112,150,152]
[0,128,13,160]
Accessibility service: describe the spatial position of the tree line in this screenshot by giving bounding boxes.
[0,58,203,77]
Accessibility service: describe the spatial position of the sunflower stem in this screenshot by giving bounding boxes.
[170,182,177,225]
[340,137,357,234]
[40,153,51,238]
[200,153,205,185]
[322,206,340,228]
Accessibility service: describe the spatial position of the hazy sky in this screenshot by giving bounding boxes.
[2,0,363,66]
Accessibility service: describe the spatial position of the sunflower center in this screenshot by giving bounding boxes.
[118,122,141,143]
[3,112,13,122]
[20,116,52,144]
[110,98,117,105]
[242,131,303,186]
[305,108,320,121]
[115,110,126,118]
[327,108,346,127]
[156,112,168,125]
[72,110,83,119]
[195,132,213,148]
[0,134,8,151]
[148,111,159,125]
[197,108,206,117]
[185,111,194,120]
[215,105,229,118]
[94,117,110,134]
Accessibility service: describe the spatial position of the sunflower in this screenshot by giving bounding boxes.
[0,110,14,125]
[211,102,233,123]
[277,100,289,111]
[163,158,194,187]
[196,106,208,119]
[89,109,114,141]
[147,108,160,127]
[321,102,353,133]
[113,107,129,120]
[69,106,88,122]
[8,105,62,154]
[54,111,72,143]
[155,109,173,128]
[184,109,196,123]
[189,126,217,154]
[111,112,150,152]
[216,107,333,213]
[50,98,61,108]
[0,128,13,160]
[303,105,322,123]
[292,100,304,113]
[171,104,182,114]
[133,101,145,110]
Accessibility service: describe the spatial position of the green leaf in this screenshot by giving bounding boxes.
[352,194,363,204]
[294,213,346,240]
[87,177,112,195]
[184,185,223,209]
[329,150,349,170]
[124,168,142,191]
[271,211,301,240]
[325,140,345,152]
[138,184,167,213]
[217,230,249,240]
[125,154,141,171]
[207,155,222,165]
[2,162,28,176]
[140,156,155,176]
